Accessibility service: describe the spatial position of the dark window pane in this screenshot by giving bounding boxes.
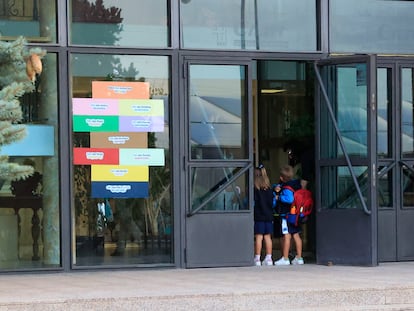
[320,166,367,210]
[377,68,392,158]
[191,167,249,211]
[402,165,414,208]
[378,166,392,208]
[401,68,414,158]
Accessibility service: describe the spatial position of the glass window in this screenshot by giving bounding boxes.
[71,54,172,266]
[320,64,368,159]
[191,168,249,212]
[180,0,316,51]
[330,0,414,54]
[0,0,57,43]
[402,165,414,207]
[377,68,392,158]
[401,68,414,158]
[189,64,247,160]
[0,49,60,270]
[70,0,168,47]
[320,166,368,210]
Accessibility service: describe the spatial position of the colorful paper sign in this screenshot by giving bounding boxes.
[72,98,119,115]
[92,81,149,99]
[91,181,149,198]
[73,115,119,132]
[91,165,149,182]
[73,148,119,165]
[119,116,164,132]
[73,81,166,199]
[90,132,148,148]
[119,148,165,166]
[118,99,164,116]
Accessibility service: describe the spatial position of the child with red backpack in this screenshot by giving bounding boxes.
[273,165,306,266]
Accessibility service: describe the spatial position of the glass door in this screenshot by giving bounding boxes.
[183,59,253,268]
[314,55,378,266]
[397,64,414,261]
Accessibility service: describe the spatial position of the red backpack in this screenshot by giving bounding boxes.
[284,187,314,226]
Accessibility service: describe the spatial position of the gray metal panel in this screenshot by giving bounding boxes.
[316,210,373,266]
[378,209,397,262]
[398,208,414,260]
[186,213,253,268]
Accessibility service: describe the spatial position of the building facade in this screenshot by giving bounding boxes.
[0,0,413,272]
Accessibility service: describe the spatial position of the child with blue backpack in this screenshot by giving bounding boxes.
[273,165,304,266]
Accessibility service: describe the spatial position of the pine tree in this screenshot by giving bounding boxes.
[0,37,45,181]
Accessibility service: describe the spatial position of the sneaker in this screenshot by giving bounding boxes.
[254,259,261,266]
[291,257,304,265]
[262,258,273,266]
[274,257,291,266]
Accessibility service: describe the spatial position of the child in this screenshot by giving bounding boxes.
[253,164,275,266]
[273,165,304,266]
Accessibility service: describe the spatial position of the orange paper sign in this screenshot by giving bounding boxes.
[92,81,149,99]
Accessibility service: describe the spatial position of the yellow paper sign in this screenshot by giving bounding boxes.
[91,165,149,182]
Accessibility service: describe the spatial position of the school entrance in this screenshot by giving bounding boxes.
[254,60,316,262]
[182,58,317,267]
[181,56,414,268]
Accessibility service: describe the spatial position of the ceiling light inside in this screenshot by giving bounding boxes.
[261,89,286,94]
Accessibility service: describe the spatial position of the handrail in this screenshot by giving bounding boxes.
[377,162,396,178]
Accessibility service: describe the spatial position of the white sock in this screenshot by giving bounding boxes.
[254,255,260,261]
[265,254,272,260]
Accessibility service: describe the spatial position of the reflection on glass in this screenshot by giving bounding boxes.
[189,65,247,160]
[402,166,414,207]
[0,1,57,43]
[0,53,60,270]
[181,0,316,51]
[377,68,392,158]
[320,64,368,159]
[320,166,368,209]
[70,0,168,47]
[401,68,414,158]
[71,54,172,266]
[191,167,248,211]
[330,0,414,54]
[378,166,392,208]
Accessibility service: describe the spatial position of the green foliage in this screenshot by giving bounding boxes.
[0,37,46,181]
[284,115,314,141]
